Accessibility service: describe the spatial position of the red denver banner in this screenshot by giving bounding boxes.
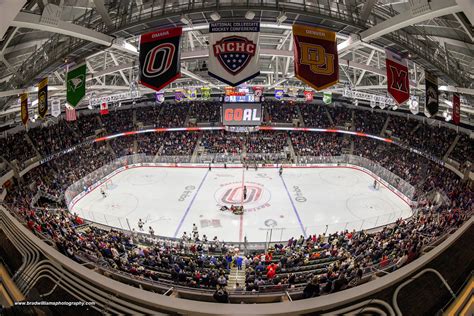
[452,93,460,125]
[385,49,410,105]
[293,25,338,91]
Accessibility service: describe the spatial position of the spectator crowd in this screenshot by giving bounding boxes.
[0,100,472,302]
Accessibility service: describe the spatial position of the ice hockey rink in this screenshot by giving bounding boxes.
[70,166,413,243]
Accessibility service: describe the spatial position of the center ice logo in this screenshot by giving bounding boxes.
[221,185,261,204]
[214,181,271,212]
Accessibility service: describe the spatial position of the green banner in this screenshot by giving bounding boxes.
[201,87,211,100]
[323,92,332,104]
[66,64,86,107]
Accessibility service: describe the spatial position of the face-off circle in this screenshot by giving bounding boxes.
[214,181,271,212]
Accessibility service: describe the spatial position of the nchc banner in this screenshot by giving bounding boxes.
[139,27,182,92]
[222,103,262,126]
[293,24,338,91]
[37,77,48,118]
[386,49,410,105]
[208,21,260,86]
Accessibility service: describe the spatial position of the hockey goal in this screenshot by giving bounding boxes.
[373,180,381,190]
[103,179,114,190]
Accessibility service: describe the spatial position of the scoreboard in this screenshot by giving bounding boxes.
[221,103,262,126]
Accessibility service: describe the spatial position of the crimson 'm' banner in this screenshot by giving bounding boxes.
[139,27,182,92]
[452,93,460,125]
[385,50,410,105]
[293,24,338,91]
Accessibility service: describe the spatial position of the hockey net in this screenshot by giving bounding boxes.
[373,180,381,190]
[103,179,114,190]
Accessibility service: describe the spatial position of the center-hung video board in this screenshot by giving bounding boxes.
[221,103,262,126]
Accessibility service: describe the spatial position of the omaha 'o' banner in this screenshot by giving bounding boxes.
[139,27,182,92]
[293,24,339,91]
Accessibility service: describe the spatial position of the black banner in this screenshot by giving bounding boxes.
[425,71,438,117]
[139,27,182,92]
[37,77,48,118]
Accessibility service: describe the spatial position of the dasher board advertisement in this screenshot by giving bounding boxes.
[221,103,262,126]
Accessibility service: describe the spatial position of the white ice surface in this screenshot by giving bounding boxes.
[71,167,412,243]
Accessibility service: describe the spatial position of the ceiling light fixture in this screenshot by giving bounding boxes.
[245,10,255,20]
[180,15,191,25]
[277,12,287,24]
[210,12,221,21]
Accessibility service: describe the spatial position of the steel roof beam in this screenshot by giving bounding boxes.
[92,0,114,28]
[11,12,138,56]
[338,0,462,54]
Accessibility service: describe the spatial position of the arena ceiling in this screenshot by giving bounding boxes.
[0,0,473,126]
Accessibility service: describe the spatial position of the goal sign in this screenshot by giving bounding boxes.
[221,103,262,126]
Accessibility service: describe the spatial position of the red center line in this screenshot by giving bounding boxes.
[239,167,245,242]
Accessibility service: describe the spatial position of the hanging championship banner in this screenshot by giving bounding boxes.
[51,99,61,117]
[385,49,410,105]
[186,88,198,100]
[100,102,109,115]
[409,96,419,115]
[425,71,438,117]
[201,87,211,100]
[175,90,185,102]
[370,99,376,108]
[21,93,28,125]
[67,64,86,108]
[253,86,263,98]
[37,77,48,118]
[156,92,165,104]
[208,21,260,86]
[304,90,314,103]
[287,87,299,98]
[452,93,460,125]
[274,88,285,100]
[293,24,339,91]
[139,27,182,92]
[65,106,77,121]
[323,92,332,104]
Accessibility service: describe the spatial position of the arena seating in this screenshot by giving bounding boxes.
[0,101,472,300]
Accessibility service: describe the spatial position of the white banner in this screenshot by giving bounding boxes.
[208,21,260,86]
[343,88,395,106]
[89,90,141,106]
[51,99,61,117]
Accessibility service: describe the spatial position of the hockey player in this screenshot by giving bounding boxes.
[138,218,144,231]
[100,187,107,198]
[243,185,248,201]
[279,166,283,176]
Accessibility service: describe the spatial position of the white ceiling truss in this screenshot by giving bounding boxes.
[0,0,472,125]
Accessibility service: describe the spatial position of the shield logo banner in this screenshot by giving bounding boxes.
[208,22,260,86]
